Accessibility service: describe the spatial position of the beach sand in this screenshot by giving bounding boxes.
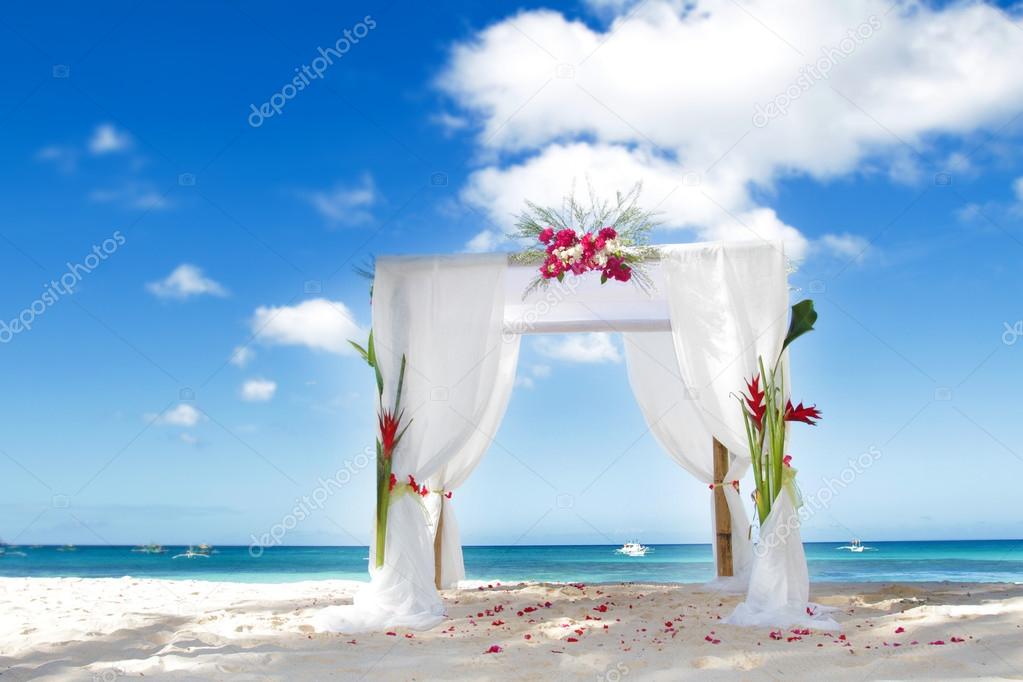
[2,578,1021,681]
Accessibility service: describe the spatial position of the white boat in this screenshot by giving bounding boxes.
[615,541,652,557]
[131,543,168,554]
[837,539,875,553]
[173,545,211,559]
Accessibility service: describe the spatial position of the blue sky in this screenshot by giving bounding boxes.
[2,0,1022,548]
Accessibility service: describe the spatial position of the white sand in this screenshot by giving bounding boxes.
[2,577,1022,680]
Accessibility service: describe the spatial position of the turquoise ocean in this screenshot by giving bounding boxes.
[1,541,1021,584]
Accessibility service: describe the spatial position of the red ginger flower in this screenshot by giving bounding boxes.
[744,374,766,429]
[378,408,404,456]
[785,400,821,425]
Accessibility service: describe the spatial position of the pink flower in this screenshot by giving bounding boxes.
[599,227,617,240]
[538,227,555,244]
[555,229,576,248]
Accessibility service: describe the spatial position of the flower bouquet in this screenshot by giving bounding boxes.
[738,299,820,526]
[510,184,660,296]
[350,331,410,569]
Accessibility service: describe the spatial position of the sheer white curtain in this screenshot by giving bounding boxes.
[624,241,787,589]
[426,336,520,588]
[623,331,753,584]
[315,254,514,633]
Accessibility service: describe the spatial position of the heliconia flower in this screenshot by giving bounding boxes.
[538,227,555,244]
[785,400,821,425]
[744,374,766,429]
[378,408,404,455]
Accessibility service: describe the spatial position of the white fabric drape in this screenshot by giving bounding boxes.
[426,335,521,588]
[622,241,788,587]
[315,254,514,633]
[726,492,839,629]
[623,331,753,585]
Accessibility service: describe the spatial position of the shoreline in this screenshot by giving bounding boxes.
[3,578,1022,680]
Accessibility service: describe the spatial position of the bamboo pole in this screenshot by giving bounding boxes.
[712,438,733,577]
[433,499,444,590]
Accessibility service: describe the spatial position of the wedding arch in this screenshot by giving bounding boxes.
[316,240,837,633]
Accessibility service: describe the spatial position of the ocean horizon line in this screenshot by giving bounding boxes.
[7,538,1021,548]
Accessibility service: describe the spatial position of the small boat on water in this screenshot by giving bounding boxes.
[173,545,212,559]
[615,541,652,557]
[0,542,27,558]
[837,539,876,553]
[131,543,168,554]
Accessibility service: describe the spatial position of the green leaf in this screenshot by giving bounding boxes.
[600,273,608,284]
[348,340,369,364]
[782,299,817,352]
[556,272,565,282]
[367,331,384,396]
[393,354,407,413]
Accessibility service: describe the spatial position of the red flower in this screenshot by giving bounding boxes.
[444,491,453,499]
[785,400,821,425]
[744,375,766,429]
[782,455,792,467]
[388,473,397,492]
[598,226,617,240]
[538,227,555,244]
[378,408,404,456]
[407,474,419,493]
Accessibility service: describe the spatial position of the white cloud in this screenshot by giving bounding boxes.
[147,264,228,300]
[302,174,377,225]
[818,232,870,262]
[535,332,621,363]
[147,403,203,427]
[179,432,199,446]
[464,228,507,253]
[431,111,470,132]
[441,1,1023,260]
[515,375,536,389]
[230,345,255,367]
[89,182,168,210]
[241,378,277,402]
[89,123,132,154]
[1013,177,1023,203]
[251,298,364,355]
[36,145,78,173]
[514,363,554,389]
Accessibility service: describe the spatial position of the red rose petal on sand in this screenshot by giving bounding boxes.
[567,637,579,643]
[524,634,532,640]
[929,640,945,646]
[950,636,965,643]
[385,631,396,637]
[895,626,905,634]
[484,645,503,654]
